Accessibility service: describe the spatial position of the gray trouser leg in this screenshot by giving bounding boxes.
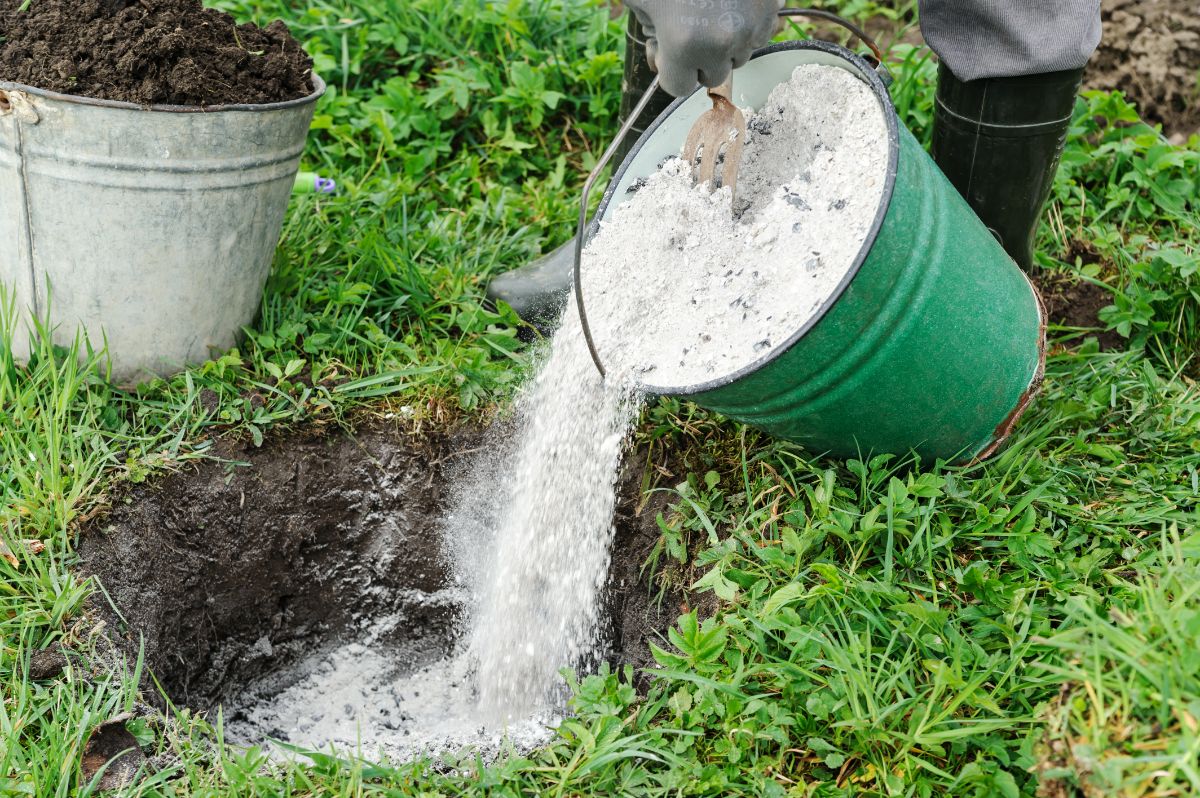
[918,0,1103,80]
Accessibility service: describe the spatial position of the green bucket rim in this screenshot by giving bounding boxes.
[588,40,900,398]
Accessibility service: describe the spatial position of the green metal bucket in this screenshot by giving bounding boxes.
[578,40,1045,463]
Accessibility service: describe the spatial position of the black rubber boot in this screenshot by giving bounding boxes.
[486,16,674,327]
[930,64,1084,271]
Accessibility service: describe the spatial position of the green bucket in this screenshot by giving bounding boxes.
[576,39,1045,464]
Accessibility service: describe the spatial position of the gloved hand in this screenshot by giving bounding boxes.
[625,0,784,97]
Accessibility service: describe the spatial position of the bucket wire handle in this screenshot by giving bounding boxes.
[777,8,893,86]
[573,75,662,380]
[574,10,892,379]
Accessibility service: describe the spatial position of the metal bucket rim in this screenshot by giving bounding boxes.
[0,73,326,114]
[590,40,900,398]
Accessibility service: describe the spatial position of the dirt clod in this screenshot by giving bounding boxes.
[29,644,68,681]
[198,389,220,415]
[81,425,466,711]
[80,714,145,792]
[0,0,314,106]
[606,457,680,692]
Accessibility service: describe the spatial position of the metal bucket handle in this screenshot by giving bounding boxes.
[573,10,892,378]
[777,8,892,83]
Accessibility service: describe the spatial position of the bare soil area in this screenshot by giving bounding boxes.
[78,423,674,724]
[1087,0,1200,140]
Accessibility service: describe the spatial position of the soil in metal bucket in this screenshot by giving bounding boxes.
[0,0,313,106]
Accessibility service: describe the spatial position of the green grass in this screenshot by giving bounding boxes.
[3,0,1200,795]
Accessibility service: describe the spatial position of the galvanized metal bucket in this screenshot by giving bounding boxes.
[576,40,1045,463]
[0,77,325,384]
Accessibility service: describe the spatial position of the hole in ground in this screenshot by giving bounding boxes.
[1032,264,1123,351]
[80,423,673,759]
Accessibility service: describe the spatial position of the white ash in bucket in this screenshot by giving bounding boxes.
[582,64,890,388]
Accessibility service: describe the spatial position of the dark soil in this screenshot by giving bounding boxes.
[80,423,672,712]
[835,0,1197,139]
[605,452,683,691]
[0,0,313,106]
[1033,268,1123,351]
[1087,0,1200,140]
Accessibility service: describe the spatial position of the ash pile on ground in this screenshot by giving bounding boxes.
[80,425,675,763]
[1087,0,1199,140]
[581,64,889,388]
[227,637,559,761]
[0,0,313,106]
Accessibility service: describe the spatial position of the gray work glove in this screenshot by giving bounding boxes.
[625,0,784,97]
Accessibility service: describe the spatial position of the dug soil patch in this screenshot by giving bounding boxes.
[821,1,1198,139]
[1036,273,1123,351]
[1087,0,1200,139]
[0,0,313,106]
[79,423,672,754]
